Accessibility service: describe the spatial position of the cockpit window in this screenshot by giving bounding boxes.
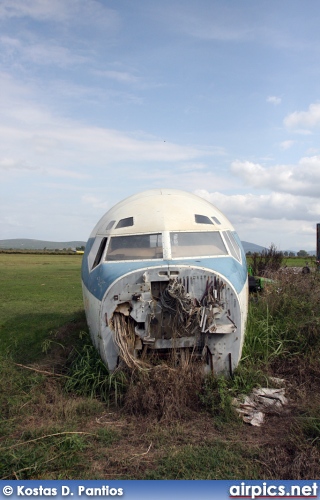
[88,236,108,271]
[106,220,116,231]
[195,214,214,225]
[212,216,221,225]
[223,231,241,262]
[115,217,134,229]
[106,233,163,261]
[170,231,227,258]
[92,237,108,269]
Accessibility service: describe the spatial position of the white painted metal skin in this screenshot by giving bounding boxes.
[82,189,248,375]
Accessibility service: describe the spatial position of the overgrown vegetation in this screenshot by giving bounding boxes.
[65,334,127,405]
[1,253,320,479]
[249,243,284,276]
[245,270,320,363]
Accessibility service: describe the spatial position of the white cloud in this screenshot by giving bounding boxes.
[152,4,255,42]
[0,157,89,179]
[0,33,89,67]
[82,195,110,211]
[177,162,207,172]
[0,0,68,21]
[238,218,316,251]
[284,102,320,129]
[0,35,20,48]
[97,70,140,85]
[289,129,312,135]
[195,189,319,222]
[267,96,281,105]
[0,72,212,171]
[23,42,88,67]
[280,140,294,150]
[0,70,226,225]
[45,168,89,179]
[195,189,319,250]
[1,2,319,251]
[196,153,320,250]
[0,0,119,28]
[0,157,18,169]
[231,158,320,197]
[306,147,319,155]
[1,122,212,167]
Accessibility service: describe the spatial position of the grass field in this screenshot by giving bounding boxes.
[1,254,320,479]
[248,255,318,270]
[283,256,317,267]
[0,254,83,363]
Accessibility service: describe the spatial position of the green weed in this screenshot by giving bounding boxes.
[94,428,119,446]
[296,405,320,448]
[199,375,238,425]
[144,442,261,479]
[65,333,127,405]
[0,430,90,479]
[243,303,293,365]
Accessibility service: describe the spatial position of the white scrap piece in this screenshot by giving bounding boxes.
[252,388,287,409]
[234,388,288,427]
[268,377,286,387]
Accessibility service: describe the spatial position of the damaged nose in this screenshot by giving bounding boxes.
[107,267,241,375]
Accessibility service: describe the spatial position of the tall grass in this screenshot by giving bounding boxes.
[66,269,320,425]
[250,244,284,276]
[65,332,127,405]
[144,442,261,479]
[237,270,320,443]
[1,254,320,479]
[245,270,320,362]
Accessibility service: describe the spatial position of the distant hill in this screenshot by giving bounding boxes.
[0,239,86,250]
[241,241,316,256]
[241,241,267,254]
[2,238,265,253]
[0,238,314,255]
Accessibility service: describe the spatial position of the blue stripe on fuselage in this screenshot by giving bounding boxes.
[81,237,248,301]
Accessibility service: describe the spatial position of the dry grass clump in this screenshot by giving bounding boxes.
[123,361,205,421]
[261,441,320,480]
[111,311,208,420]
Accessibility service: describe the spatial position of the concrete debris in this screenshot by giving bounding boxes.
[233,388,288,427]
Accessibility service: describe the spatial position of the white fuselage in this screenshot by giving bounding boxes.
[82,189,248,375]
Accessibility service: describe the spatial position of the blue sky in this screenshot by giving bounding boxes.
[1,0,320,251]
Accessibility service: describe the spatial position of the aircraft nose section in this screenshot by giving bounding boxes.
[99,265,242,375]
